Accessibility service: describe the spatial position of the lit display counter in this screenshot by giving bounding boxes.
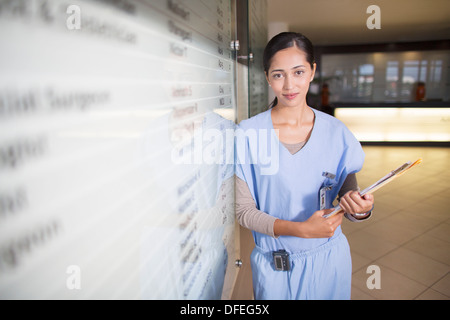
[334,103,450,143]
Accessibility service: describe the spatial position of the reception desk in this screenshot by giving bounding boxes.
[334,102,450,144]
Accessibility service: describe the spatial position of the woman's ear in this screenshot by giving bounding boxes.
[265,72,271,86]
[310,63,317,82]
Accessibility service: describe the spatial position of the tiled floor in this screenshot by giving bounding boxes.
[344,146,450,300]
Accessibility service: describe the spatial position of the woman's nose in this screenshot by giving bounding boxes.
[283,75,293,90]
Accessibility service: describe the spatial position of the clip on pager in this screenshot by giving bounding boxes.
[272,249,290,271]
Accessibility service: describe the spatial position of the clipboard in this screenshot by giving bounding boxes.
[323,158,423,219]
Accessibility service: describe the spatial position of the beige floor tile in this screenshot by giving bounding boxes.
[369,204,399,221]
[351,252,372,273]
[431,273,450,297]
[429,178,447,187]
[351,286,375,300]
[341,218,370,235]
[426,223,450,243]
[404,234,450,265]
[421,198,450,217]
[377,247,450,286]
[373,193,407,212]
[393,188,429,204]
[384,211,441,234]
[404,201,449,222]
[363,219,422,245]
[352,264,427,300]
[421,179,450,193]
[415,288,450,300]
[422,190,450,203]
[347,230,398,261]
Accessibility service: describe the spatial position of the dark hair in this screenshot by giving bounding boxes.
[263,32,315,108]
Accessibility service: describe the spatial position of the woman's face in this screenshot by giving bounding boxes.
[266,45,316,108]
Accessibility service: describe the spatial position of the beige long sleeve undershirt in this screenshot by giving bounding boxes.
[235,140,366,238]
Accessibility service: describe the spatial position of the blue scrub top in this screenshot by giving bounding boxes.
[235,108,365,254]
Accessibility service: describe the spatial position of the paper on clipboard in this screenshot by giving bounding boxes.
[323,158,423,219]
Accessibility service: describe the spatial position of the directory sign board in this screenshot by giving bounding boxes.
[0,0,236,299]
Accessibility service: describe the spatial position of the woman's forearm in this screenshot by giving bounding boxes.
[274,209,342,239]
[273,219,302,238]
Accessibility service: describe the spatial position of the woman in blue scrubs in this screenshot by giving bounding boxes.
[235,32,374,300]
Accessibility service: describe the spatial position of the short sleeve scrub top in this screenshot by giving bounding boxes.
[235,108,365,300]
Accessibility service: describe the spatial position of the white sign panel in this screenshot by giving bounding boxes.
[0,0,236,299]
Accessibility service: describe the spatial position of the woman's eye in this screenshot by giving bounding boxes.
[295,70,305,76]
[272,73,283,79]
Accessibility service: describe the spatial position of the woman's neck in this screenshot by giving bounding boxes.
[272,103,312,126]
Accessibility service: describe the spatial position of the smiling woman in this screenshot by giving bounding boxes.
[235,32,374,300]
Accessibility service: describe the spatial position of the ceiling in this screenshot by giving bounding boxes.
[267,0,450,46]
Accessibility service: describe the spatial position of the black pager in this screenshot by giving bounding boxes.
[272,249,290,271]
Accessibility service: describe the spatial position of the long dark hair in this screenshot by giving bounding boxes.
[263,32,315,108]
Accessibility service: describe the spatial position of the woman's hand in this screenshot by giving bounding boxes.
[298,209,344,238]
[339,191,374,219]
[274,209,344,239]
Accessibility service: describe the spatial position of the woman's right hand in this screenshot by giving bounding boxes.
[273,209,344,239]
[296,209,343,238]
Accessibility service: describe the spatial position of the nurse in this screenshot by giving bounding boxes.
[235,32,374,300]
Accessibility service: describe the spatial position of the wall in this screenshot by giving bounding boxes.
[0,0,239,299]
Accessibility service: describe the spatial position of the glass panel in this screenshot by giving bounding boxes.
[0,0,238,300]
[385,61,399,99]
[322,50,450,103]
[248,0,268,117]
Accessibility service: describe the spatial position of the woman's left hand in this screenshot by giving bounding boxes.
[339,191,374,217]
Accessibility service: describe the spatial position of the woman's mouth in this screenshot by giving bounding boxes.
[283,93,299,100]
